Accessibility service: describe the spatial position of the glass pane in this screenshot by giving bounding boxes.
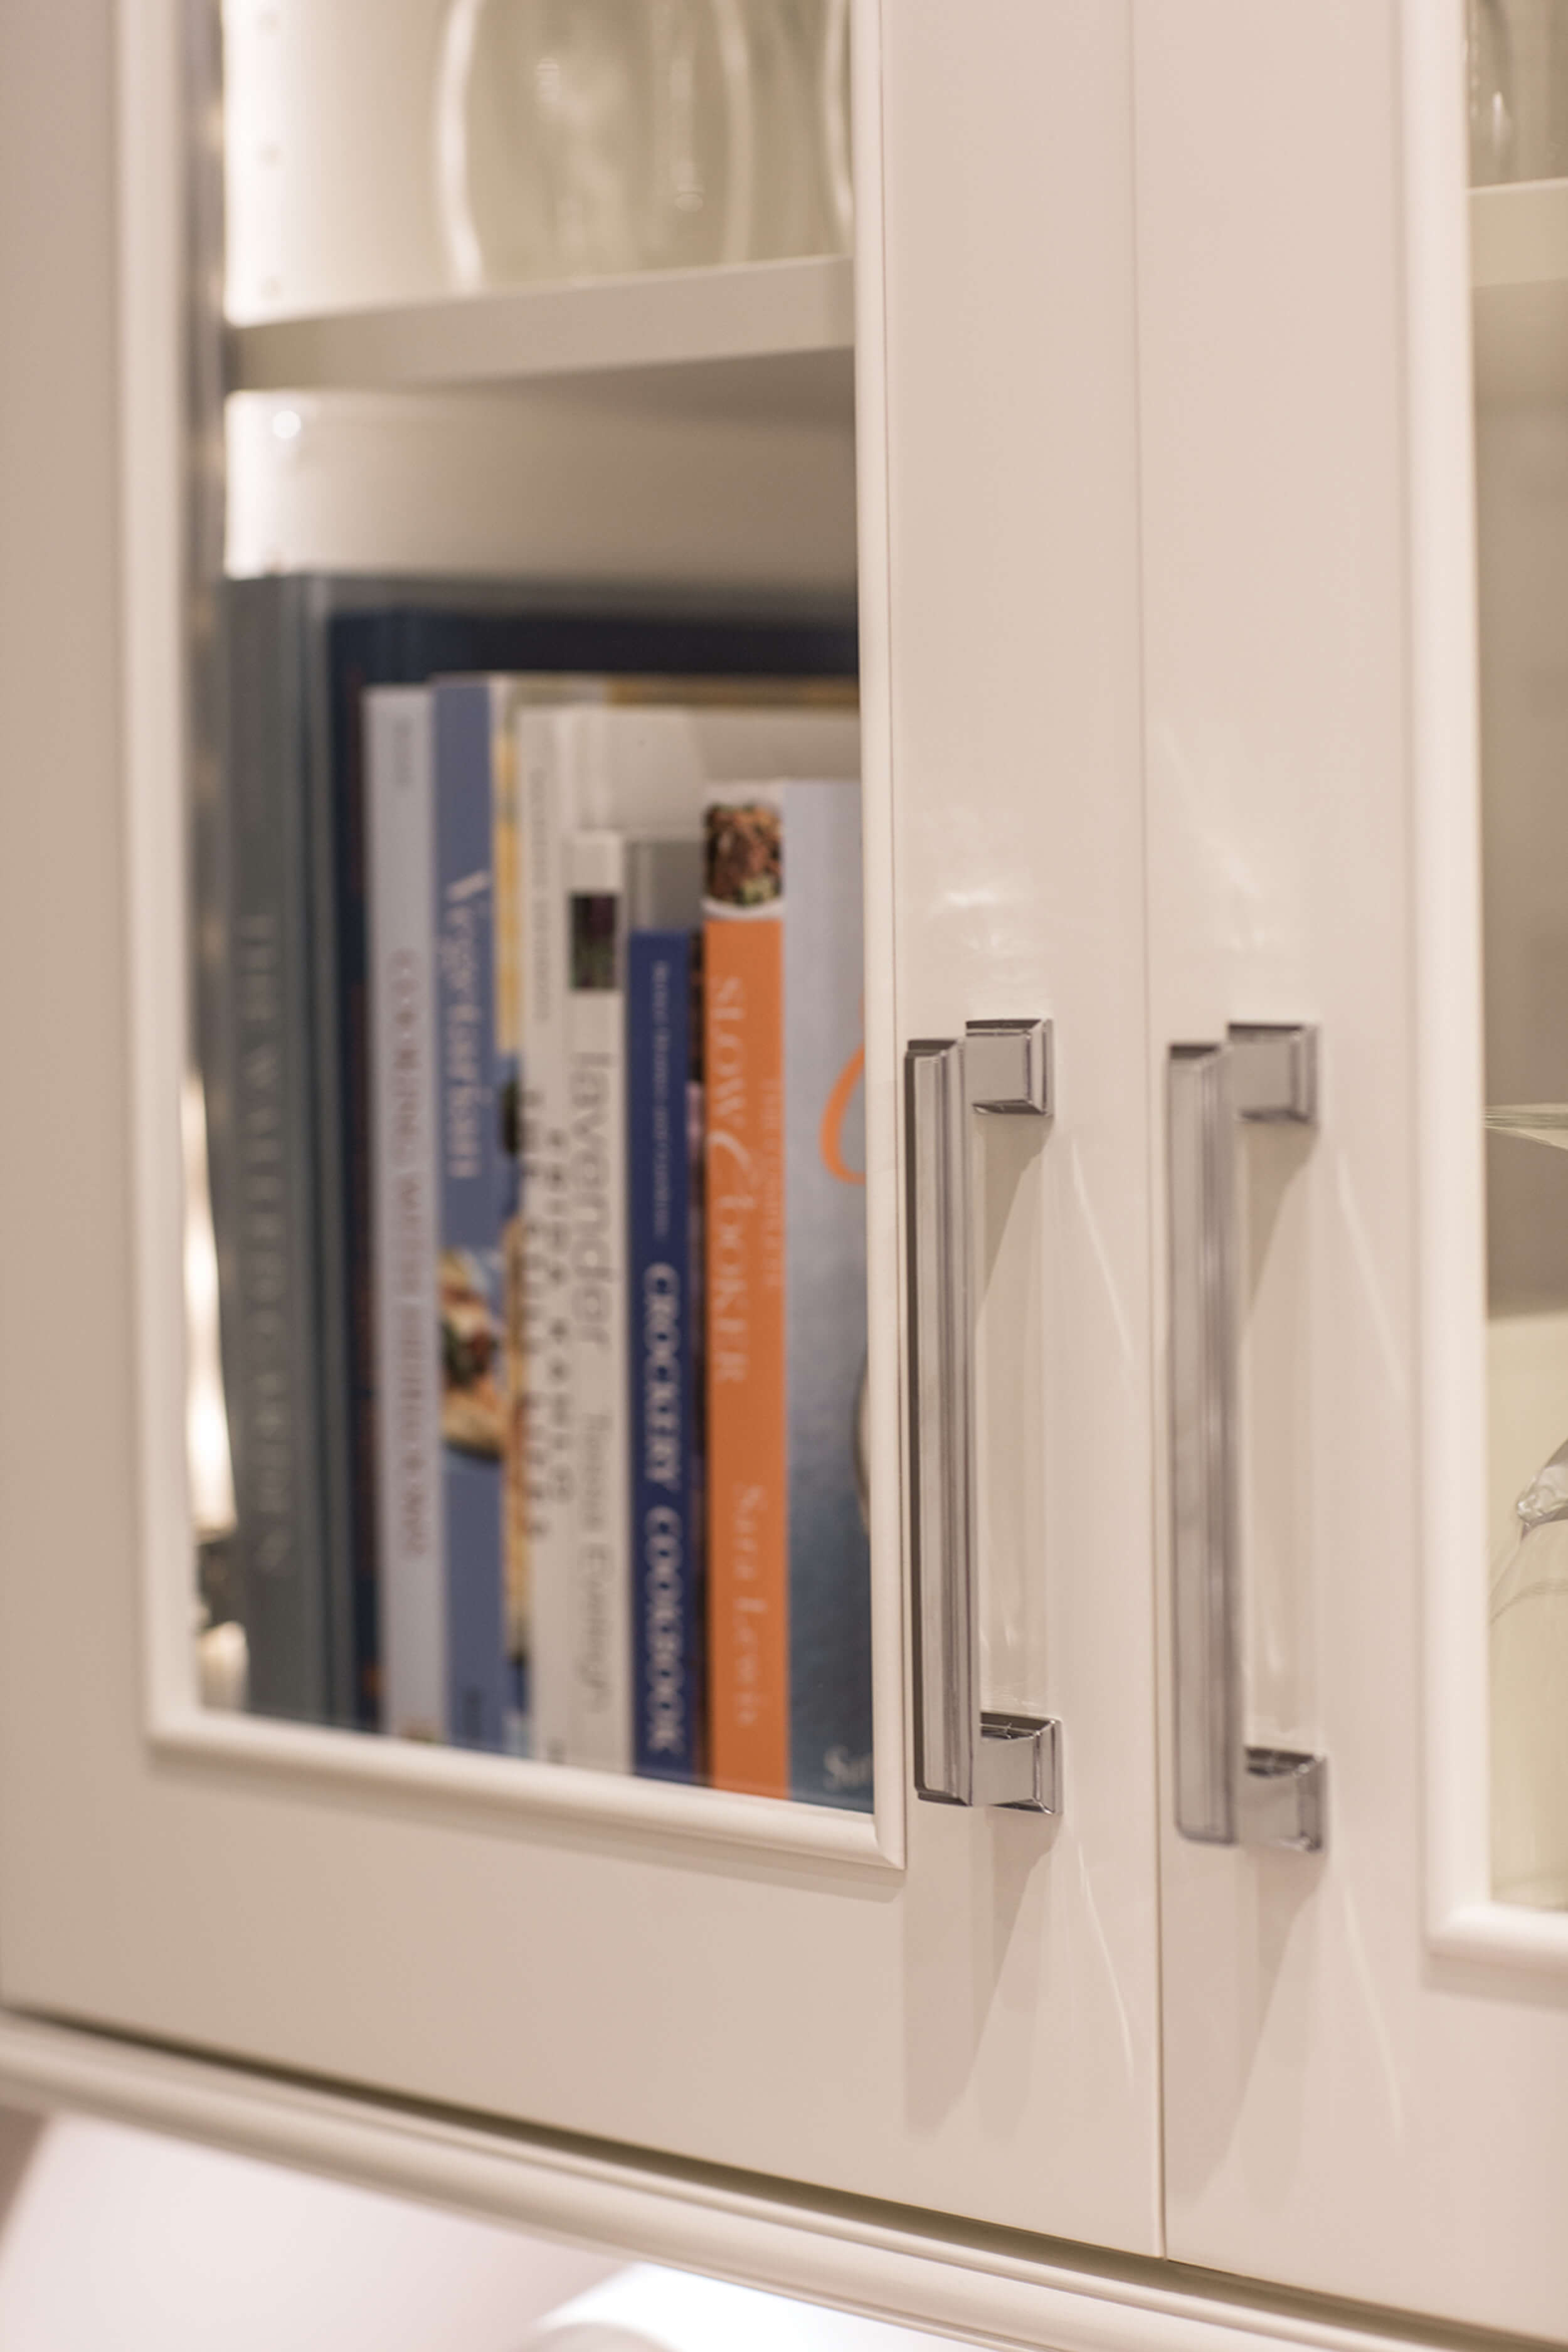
[186,2,871,1809]
[1470,0,1568,1902]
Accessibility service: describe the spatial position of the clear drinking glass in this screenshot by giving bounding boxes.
[741,0,826,258]
[435,0,757,289]
[736,0,855,260]
[1470,0,1517,183]
[1468,0,1568,183]
[820,0,853,252]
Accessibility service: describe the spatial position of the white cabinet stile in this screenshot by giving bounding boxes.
[879,0,1162,2252]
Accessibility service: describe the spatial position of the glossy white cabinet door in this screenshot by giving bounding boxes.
[0,0,1162,2250]
[1136,1,1568,2335]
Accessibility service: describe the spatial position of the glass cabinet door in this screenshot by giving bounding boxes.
[0,0,1165,2253]
[1470,3,1568,1915]
[1138,0,1568,2336]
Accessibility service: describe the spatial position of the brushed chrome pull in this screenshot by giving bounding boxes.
[904,1020,1061,1813]
[1167,1024,1327,1851]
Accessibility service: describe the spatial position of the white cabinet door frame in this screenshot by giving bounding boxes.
[0,0,1165,2254]
[1137,0,1568,2336]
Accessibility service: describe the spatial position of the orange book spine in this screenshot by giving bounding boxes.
[704,912,788,1796]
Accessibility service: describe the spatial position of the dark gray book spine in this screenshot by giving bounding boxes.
[300,583,362,1728]
[221,575,332,1722]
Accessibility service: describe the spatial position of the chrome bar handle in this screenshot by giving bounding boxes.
[904,1020,1061,1813]
[1167,1024,1327,1851]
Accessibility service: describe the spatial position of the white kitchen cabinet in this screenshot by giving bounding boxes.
[0,0,1163,2275]
[1135,0,1568,2339]
[2,0,1567,2345]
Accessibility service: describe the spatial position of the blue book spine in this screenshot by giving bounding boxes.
[433,683,509,1752]
[627,931,704,1781]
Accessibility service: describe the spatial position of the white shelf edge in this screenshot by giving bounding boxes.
[1469,177,1568,289]
[1469,186,1568,402]
[228,255,856,395]
[0,2012,1503,2352]
[149,1704,896,1868]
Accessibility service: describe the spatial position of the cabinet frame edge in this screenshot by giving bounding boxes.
[0,2010,1507,2352]
[1399,0,1568,1971]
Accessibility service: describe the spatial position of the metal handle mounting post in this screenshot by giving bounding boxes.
[1167,1023,1327,1851]
[904,1019,1060,1812]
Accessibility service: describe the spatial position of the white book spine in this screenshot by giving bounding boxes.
[564,831,632,1771]
[366,688,445,1740]
[519,711,576,1764]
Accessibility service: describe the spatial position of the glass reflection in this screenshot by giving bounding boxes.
[1472,9,1568,1903]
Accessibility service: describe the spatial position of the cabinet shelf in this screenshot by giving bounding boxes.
[1471,181,1568,403]
[1470,181,1568,290]
[1487,1104,1568,1148]
[227,254,856,428]
[223,254,858,588]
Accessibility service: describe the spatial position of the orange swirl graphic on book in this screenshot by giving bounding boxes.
[820,1044,866,1185]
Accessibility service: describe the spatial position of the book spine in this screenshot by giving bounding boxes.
[627,931,703,1782]
[433,685,509,1751]
[519,715,575,1764]
[566,834,632,1770]
[783,786,874,1809]
[366,689,445,1742]
[221,576,331,1724]
[292,581,364,1730]
[703,901,788,1798]
[322,632,384,1730]
[482,685,529,1757]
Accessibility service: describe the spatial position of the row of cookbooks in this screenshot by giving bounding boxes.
[205,575,872,1809]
